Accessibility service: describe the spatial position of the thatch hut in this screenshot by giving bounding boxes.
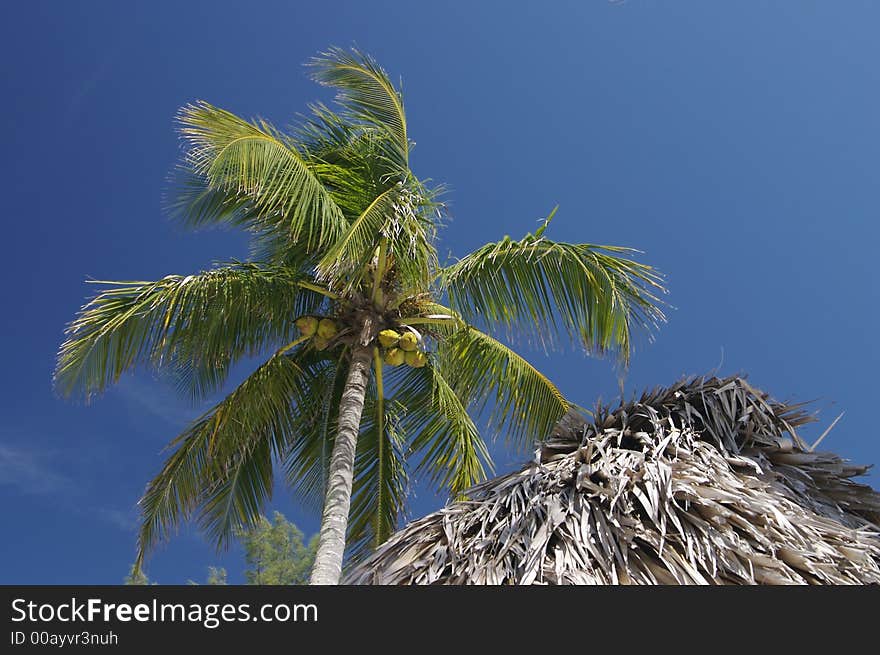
[347,376,880,584]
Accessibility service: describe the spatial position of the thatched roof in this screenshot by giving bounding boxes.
[347,376,880,584]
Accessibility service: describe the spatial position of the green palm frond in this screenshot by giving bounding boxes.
[392,361,491,497]
[55,263,323,401]
[296,102,358,163]
[443,231,667,364]
[283,350,349,510]
[308,47,409,169]
[198,436,274,551]
[135,349,315,569]
[311,158,381,221]
[317,184,437,296]
[176,101,346,252]
[441,327,571,450]
[298,103,400,207]
[165,171,261,232]
[317,185,400,291]
[386,185,440,294]
[166,175,316,268]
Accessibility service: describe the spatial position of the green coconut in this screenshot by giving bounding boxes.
[313,336,330,351]
[295,316,318,337]
[378,329,400,348]
[384,347,405,366]
[405,350,427,368]
[317,318,338,339]
[398,332,419,352]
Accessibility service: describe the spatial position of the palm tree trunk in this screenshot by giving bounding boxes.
[309,340,374,585]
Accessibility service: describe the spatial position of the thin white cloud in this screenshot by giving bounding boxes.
[96,507,139,533]
[112,375,204,430]
[63,54,115,124]
[0,444,73,496]
[0,435,146,536]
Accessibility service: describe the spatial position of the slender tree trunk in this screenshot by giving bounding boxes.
[310,320,375,585]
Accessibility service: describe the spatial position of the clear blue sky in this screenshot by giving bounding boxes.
[2,1,878,584]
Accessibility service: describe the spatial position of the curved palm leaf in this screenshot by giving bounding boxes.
[441,327,571,449]
[198,435,274,552]
[385,184,440,294]
[298,103,400,213]
[317,183,437,297]
[317,185,400,291]
[392,361,491,497]
[283,349,348,511]
[55,263,323,401]
[165,172,261,233]
[177,101,347,252]
[308,47,409,169]
[443,232,667,363]
[166,173,320,267]
[135,348,321,570]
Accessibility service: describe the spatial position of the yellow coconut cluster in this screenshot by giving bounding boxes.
[296,316,340,350]
[377,329,428,368]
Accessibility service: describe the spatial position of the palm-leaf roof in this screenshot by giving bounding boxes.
[347,375,880,584]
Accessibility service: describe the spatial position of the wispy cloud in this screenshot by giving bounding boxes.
[96,507,139,533]
[0,440,141,534]
[0,444,74,496]
[0,431,148,534]
[112,375,205,430]
[62,53,116,125]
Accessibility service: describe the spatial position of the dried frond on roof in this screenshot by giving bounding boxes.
[347,376,880,584]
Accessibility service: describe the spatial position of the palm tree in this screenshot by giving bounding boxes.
[55,47,667,585]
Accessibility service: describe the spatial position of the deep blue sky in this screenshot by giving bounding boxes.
[2,1,878,584]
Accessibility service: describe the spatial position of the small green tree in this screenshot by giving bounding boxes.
[186,567,227,585]
[206,566,228,585]
[128,512,315,584]
[124,563,152,585]
[239,512,318,585]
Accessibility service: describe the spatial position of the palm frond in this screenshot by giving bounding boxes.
[298,102,401,206]
[443,232,667,364]
[308,47,409,169]
[441,327,571,450]
[391,362,491,497]
[55,263,324,401]
[283,349,349,510]
[316,184,438,296]
[198,436,274,551]
[135,349,316,568]
[386,185,440,295]
[176,101,346,253]
[316,185,399,291]
[295,102,358,163]
[165,171,261,232]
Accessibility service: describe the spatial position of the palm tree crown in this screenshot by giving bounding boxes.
[55,47,667,584]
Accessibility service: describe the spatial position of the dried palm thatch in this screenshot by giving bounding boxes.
[346,376,880,584]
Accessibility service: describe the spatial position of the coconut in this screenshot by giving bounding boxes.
[313,336,330,351]
[398,332,419,352]
[295,316,318,337]
[384,347,405,366]
[378,329,400,348]
[317,318,338,339]
[405,350,427,368]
